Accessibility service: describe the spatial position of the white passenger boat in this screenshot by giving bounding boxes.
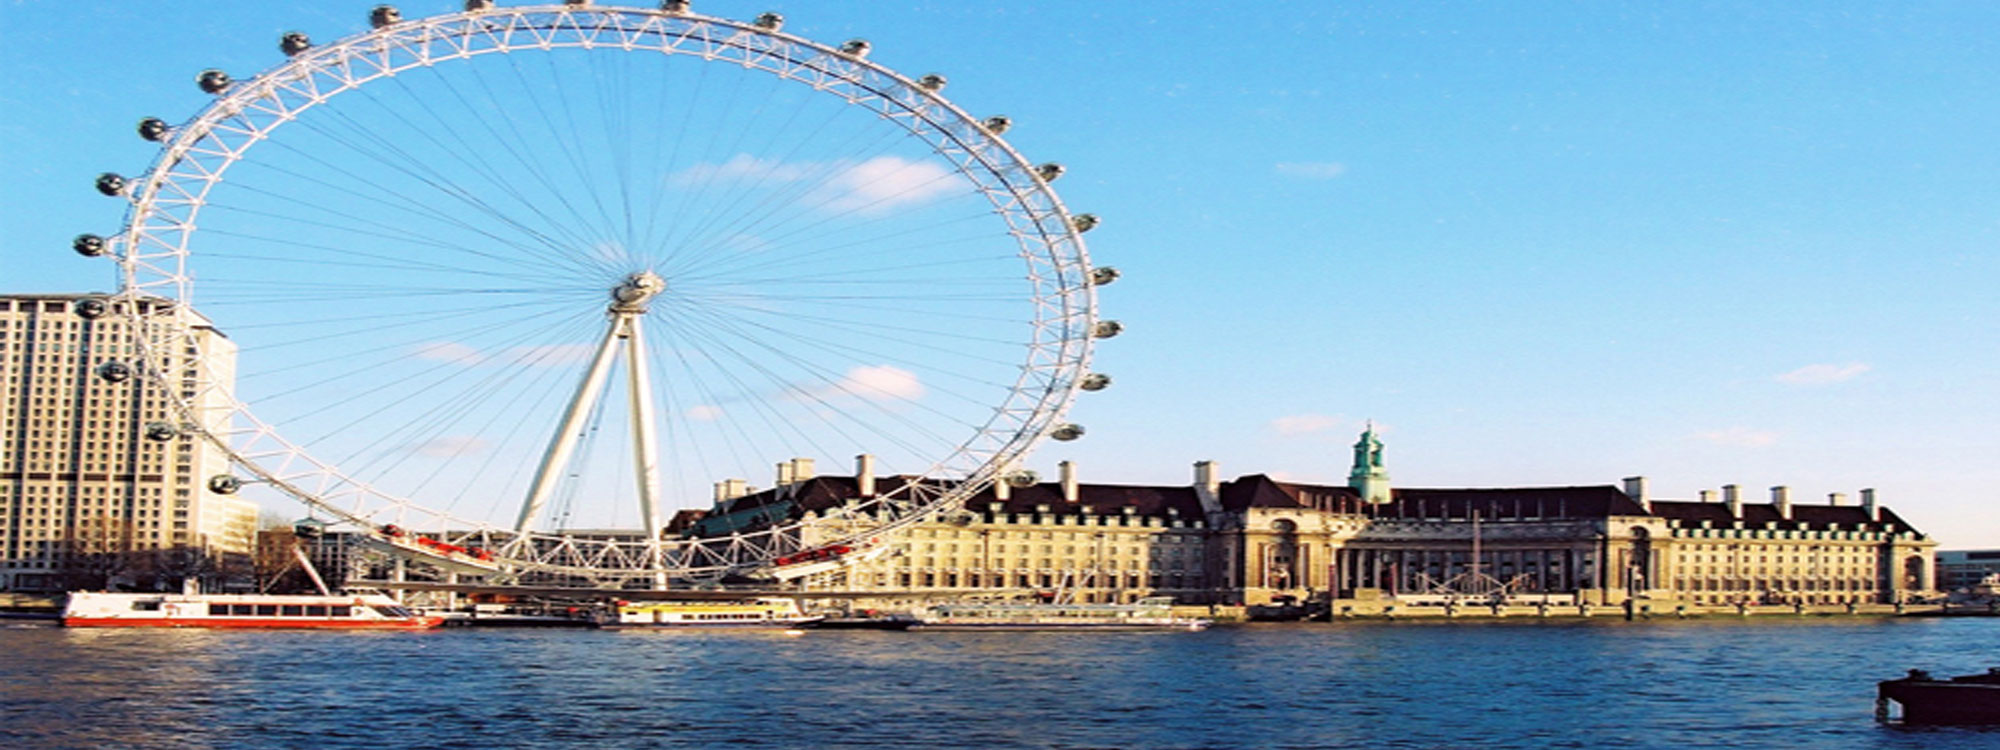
[63,591,443,630]
[915,596,1210,632]
[597,598,823,629]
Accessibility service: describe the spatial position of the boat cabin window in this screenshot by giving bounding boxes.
[330,606,353,617]
[369,605,413,618]
[131,600,162,611]
[256,605,279,617]
[306,605,330,617]
[281,605,305,617]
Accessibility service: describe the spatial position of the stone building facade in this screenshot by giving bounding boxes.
[696,428,1936,607]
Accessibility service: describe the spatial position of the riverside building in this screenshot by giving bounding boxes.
[698,429,1936,608]
[0,293,252,592]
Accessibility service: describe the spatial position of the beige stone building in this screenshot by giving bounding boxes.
[0,293,251,592]
[693,428,1936,608]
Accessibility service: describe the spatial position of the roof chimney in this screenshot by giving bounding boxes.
[714,478,749,502]
[1829,492,1847,507]
[1059,460,1079,503]
[1771,486,1792,520]
[855,454,876,498]
[790,457,815,482]
[1193,460,1223,515]
[1861,488,1879,522]
[1723,484,1742,517]
[1622,476,1650,513]
[775,461,794,487]
[994,470,1012,501]
[1699,489,1716,504]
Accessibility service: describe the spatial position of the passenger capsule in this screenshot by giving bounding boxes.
[1006,470,1040,488]
[208,474,243,495]
[565,0,594,6]
[755,12,784,30]
[982,115,1012,134]
[1051,423,1086,441]
[370,5,402,28]
[1091,266,1120,286]
[97,361,133,383]
[196,69,232,94]
[918,74,947,92]
[1092,320,1123,339]
[145,421,180,442]
[73,234,108,257]
[1037,163,1066,182]
[1079,373,1111,392]
[465,0,496,10]
[661,0,691,12]
[74,299,108,320]
[841,39,871,57]
[137,117,169,142]
[1071,213,1101,233]
[94,173,126,197]
[280,31,312,57]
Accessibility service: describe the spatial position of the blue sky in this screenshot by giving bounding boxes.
[3,2,1997,546]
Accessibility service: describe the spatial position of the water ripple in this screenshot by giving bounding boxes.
[4,619,2000,749]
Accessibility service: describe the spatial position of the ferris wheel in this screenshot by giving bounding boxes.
[78,1,1117,586]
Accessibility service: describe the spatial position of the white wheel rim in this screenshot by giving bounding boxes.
[104,5,1100,583]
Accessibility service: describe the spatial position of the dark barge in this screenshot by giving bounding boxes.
[1878,668,2000,724]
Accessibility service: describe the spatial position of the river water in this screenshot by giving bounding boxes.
[1,617,1995,749]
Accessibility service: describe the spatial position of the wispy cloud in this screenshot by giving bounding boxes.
[685,404,723,422]
[1269,413,1342,436]
[821,156,960,214]
[411,341,486,365]
[1275,161,1347,180]
[830,364,925,402]
[1694,427,1779,448]
[408,341,596,369]
[669,154,812,185]
[669,154,962,215]
[409,435,490,458]
[1776,362,1870,385]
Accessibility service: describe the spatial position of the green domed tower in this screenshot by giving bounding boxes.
[1348,423,1392,505]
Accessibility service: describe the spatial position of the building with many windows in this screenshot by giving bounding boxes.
[698,428,1936,608]
[0,293,252,592]
[1934,549,2000,592]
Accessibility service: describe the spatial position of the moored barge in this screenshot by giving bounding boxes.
[1878,667,2000,724]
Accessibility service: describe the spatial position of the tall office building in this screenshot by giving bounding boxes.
[0,293,250,592]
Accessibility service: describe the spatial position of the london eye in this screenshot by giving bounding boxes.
[79,2,1115,586]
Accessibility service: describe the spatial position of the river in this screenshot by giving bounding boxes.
[2,617,1995,749]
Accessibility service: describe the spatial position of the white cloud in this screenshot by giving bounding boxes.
[411,341,485,365]
[1270,413,1342,436]
[670,155,962,216]
[832,365,925,402]
[1694,427,1779,448]
[1275,161,1347,179]
[1776,362,1870,386]
[685,404,723,422]
[410,435,490,457]
[408,341,596,369]
[822,156,960,214]
[670,153,813,185]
